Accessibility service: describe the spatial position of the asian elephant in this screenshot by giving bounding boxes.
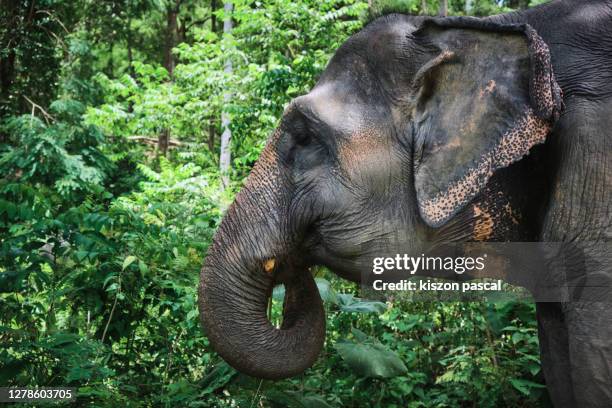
[199,1,612,406]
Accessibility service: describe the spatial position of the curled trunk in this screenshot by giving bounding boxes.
[198,136,326,379]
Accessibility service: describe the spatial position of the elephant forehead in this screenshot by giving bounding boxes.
[338,126,378,158]
[337,126,394,178]
[301,82,373,130]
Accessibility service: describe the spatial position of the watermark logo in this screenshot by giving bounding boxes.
[359,242,612,303]
[372,253,487,275]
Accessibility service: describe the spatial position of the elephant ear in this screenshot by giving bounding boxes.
[411,19,562,227]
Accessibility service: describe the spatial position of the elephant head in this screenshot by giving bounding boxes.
[198,15,562,379]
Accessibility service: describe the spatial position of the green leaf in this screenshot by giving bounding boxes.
[335,336,407,379]
[351,327,369,342]
[511,332,524,344]
[103,273,117,288]
[509,378,546,396]
[138,260,148,276]
[273,279,338,303]
[272,284,285,301]
[186,309,198,321]
[314,278,337,303]
[66,366,94,382]
[297,395,334,408]
[75,250,89,262]
[122,255,137,271]
[42,333,79,348]
[265,390,305,408]
[105,283,119,292]
[199,362,236,396]
[337,294,387,313]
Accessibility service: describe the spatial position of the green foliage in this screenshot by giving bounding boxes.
[1,109,110,198]
[335,328,408,379]
[1,0,548,406]
[370,0,528,17]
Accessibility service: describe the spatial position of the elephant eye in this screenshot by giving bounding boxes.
[279,106,331,169]
[294,128,312,146]
[290,114,313,147]
[283,127,313,167]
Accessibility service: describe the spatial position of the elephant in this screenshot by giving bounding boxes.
[199,1,612,406]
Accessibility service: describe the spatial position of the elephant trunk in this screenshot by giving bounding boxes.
[198,133,325,379]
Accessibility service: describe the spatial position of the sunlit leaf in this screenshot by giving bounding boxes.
[122,255,137,271]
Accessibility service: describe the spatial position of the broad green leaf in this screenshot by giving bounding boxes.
[75,250,89,262]
[272,284,285,301]
[265,390,305,408]
[510,378,546,396]
[105,283,119,292]
[512,332,524,344]
[138,260,148,276]
[335,336,407,379]
[351,327,369,342]
[337,294,387,313]
[297,395,334,408]
[529,363,541,376]
[41,333,79,348]
[122,255,137,271]
[103,273,117,287]
[314,278,337,303]
[186,309,198,321]
[66,366,93,382]
[273,279,338,303]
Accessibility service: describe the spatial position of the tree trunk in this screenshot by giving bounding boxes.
[0,49,16,107]
[126,18,135,114]
[159,1,180,156]
[127,20,135,78]
[163,4,179,76]
[219,1,233,190]
[0,0,19,117]
[208,119,216,154]
[421,0,428,15]
[211,0,218,33]
[158,129,170,156]
[439,0,448,16]
[108,42,114,77]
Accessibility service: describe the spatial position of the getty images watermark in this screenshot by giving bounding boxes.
[359,242,612,303]
[370,253,503,293]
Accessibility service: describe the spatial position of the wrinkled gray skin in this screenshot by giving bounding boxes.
[199,1,611,406]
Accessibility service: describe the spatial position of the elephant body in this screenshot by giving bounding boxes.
[508,3,612,406]
[199,1,612,406]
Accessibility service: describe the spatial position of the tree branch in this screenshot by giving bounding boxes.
[23,95,55,124]
[101,290,119,344]
[186,17,211,30]
[127,136,182,147]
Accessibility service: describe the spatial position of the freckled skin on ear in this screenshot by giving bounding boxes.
[420,110,551,226]
[467,162,546,243]
[410,23,561,227]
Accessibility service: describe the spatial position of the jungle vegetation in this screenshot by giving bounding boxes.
[1,0,551,406]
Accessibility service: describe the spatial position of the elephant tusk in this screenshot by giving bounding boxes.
[263,258,276,274]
